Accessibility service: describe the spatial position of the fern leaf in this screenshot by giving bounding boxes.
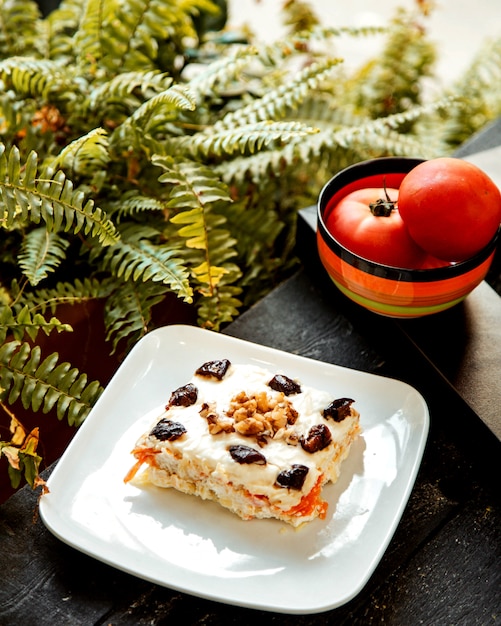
[216,96,458,183]
[212,57,343,131]
[113,84,197,151]
[132,84,197,127]
[98,224,193,301]
[74,0,217,74]
[72,0,108,71]
[260,24,385,65]
[17,228,70,286]
[0,0,41,59]
[87,70,173,115]
[337,96,460,143]
[156,156,231,207]
[113,191,167,219]
[50,128,110,176]
[45,0,83,61]
[103,279,170,353]
[186,120,319,159]
[0,304,71,343]
[191,260,229,286]
[0,144,119,245]
[0,341,103,425]
[13,277,111,316]
[0,57,70,99]
[196,279,242,331]
[444,36,501,145]
[157,156,241,310]
[187,44,259,98]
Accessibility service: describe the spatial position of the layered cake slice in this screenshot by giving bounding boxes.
[124,359,361,527]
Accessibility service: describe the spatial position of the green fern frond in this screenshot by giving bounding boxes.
[13,277,111,316]
[341,9,436,120]
[216,96,459,183]
[196,270,242,331]
[0,0,41,59]
[113,85,197,151]
[0,304,71,344]
[156,155,231,208]
[346,126,439,159]
[0,57,70,99]
[187,44,259,98]
[0,341,102,426]
[156,156,241,322]
[174,120,319,159]
[103,279,170,353]
[98,224,193,301]
[212,57,343,130]
[50,128,110,176]
[217,195,285,274]
[72,0,107,71]
[106,0,189,72]
[260,24,385,65]
[114,192,167,219]
[18,228,70,286]
[88,70,173,115]
[181,0,220,16]
[74,0,217,74]
[0,144,119,245]
[45,0,83,61]
[444,36,501,145]
[332,96,460,146]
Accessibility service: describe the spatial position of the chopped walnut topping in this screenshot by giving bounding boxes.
[225,391,299,440]
[235,417,265,436]
[198,388,302,443]
[200,402,235,434]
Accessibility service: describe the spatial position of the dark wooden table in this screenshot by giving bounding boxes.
[1,123,501,625]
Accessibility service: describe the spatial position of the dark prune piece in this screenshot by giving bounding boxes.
[300,423,332,453]
[268,374,301,396]
[195,359,231,380]
[323,397,355,422]
[167,382,198,408]
[228,445,267,465]
[150,418,187,441]
[275,464,309,490]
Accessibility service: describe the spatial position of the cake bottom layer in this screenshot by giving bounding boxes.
[133,421,360,527]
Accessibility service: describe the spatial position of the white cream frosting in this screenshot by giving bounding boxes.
[131,363,360,522]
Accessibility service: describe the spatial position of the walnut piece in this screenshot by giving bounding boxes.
[200,402,235,434]
[226,390,299,439]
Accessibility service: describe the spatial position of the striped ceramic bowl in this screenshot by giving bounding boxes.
[317,157,499,318]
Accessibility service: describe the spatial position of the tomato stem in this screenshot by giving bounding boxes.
[369,178,396,217]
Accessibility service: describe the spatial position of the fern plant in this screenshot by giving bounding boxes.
[1,0,501,495]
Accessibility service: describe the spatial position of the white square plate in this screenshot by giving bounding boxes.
[40,324,429,614]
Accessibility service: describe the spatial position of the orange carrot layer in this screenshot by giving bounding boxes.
[285,475,328,519]
[123,448,158,483]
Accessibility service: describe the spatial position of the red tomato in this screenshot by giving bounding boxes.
[398,157,501,261]
[325,187,428,268]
